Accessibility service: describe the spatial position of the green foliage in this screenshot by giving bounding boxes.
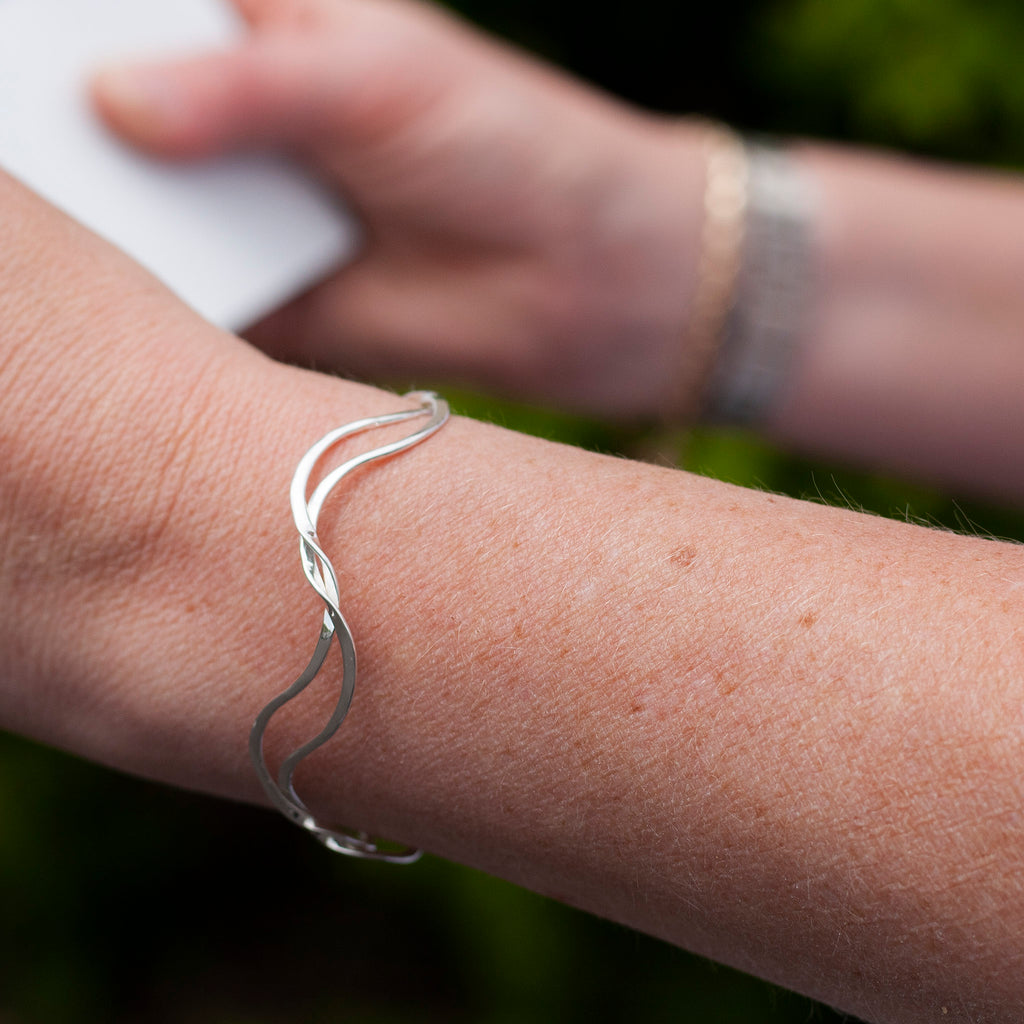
[756,0,1024,161]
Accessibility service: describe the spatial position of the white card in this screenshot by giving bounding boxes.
[0,0,357,330]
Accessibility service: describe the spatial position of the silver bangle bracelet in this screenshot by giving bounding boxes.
[249,391,450,864]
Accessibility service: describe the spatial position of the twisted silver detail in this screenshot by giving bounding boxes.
[249,391,449,864]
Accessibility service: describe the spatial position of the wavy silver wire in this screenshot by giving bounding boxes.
[249,391,449,864]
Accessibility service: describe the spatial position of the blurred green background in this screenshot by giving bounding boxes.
[4,0,1024,1021]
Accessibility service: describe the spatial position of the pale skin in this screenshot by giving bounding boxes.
[0,0,1020,1022]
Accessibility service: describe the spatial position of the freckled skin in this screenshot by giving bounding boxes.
[669,545,697,570]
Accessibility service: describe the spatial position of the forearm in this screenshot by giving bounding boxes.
[757,144,1024,500]
[297,418,1024,1023]
[24,351,1021,1021]
[616,127,1024,501]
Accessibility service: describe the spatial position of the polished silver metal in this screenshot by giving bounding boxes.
[250,391,449,864]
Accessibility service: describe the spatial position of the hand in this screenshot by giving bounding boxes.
[93,0,707,420]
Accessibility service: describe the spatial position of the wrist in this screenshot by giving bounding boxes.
[515,113,707,421]
[73,363,429,803]
[0,256,409,803]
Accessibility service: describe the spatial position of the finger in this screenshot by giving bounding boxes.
[91,36,337,158]
[91,23,449,160]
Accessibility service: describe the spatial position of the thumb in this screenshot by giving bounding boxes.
[91,34,362,159]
